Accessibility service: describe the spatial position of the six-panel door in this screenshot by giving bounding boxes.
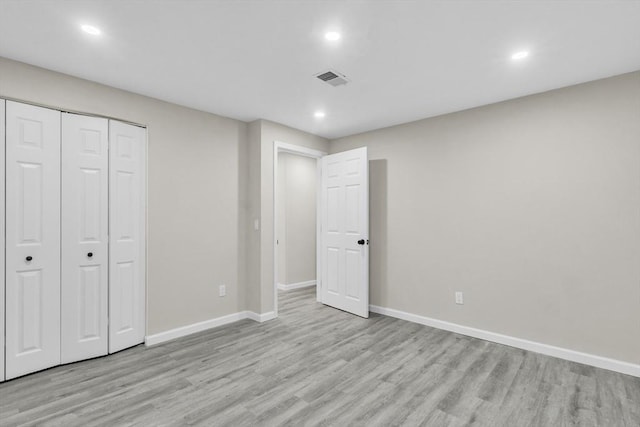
[61,113,110,363]
[321,147,369,318]
[109,120,146,353]
[5,101,62,380]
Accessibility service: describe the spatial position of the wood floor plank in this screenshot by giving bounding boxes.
[0,286,637,426]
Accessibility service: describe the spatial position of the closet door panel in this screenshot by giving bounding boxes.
[1,100,5,382]
[109,120,146,353]
[61,113,109,363]
[5,101,61,379]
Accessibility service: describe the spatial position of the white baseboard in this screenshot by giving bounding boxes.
[246,311,277,322]
[145,310,276,346]
[369,305,640,378]
[277,280,316,291]
[145,312,247,346]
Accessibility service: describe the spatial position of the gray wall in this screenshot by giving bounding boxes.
[2,55,637,366]
[244,121,262,313]
[330,71,640,364]
[0,57,247,335]
[277,153,317,286]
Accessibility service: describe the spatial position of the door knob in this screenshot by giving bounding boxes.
[357,239,365,245]
[87,252,93,258]
[26,256,33,262]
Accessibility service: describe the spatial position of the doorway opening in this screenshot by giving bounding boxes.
[273,142,325,317]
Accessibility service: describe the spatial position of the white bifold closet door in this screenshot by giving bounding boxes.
[5,101,61,380]
[109,120,146,353]
[61,113,109,363]
[0,100,5,382]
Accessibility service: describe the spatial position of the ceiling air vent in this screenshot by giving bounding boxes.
[315,69,349,87]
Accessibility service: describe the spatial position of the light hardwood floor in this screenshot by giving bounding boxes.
[1,287,638,426]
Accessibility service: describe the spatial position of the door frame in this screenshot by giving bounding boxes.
[273,141,326,317]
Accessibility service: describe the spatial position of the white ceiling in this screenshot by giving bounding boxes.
[1,1,639,139]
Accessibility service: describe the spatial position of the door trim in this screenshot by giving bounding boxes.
[0,95,146,129]
[272,141,326,318]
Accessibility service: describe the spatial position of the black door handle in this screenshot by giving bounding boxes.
[26,256,33,262]
[87,252,93,258]
[357,239,365,245]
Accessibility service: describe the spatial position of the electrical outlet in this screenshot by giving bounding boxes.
[455,291,464,305]
[219,284,226,297]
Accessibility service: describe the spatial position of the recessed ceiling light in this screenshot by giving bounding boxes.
[314,111,326,119]
[324,31,341,41]
[81,24,101,35]
[511,51,529,60]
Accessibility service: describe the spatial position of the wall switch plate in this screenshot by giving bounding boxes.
[455,291,464,305]
[219,284,226,297]
[254,219,260,231]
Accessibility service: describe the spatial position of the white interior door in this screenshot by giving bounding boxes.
[109,120,146,353]
[320,147,369,318]
[61,113,109,363]
[5,101,61,379]
[0,99,5,382]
